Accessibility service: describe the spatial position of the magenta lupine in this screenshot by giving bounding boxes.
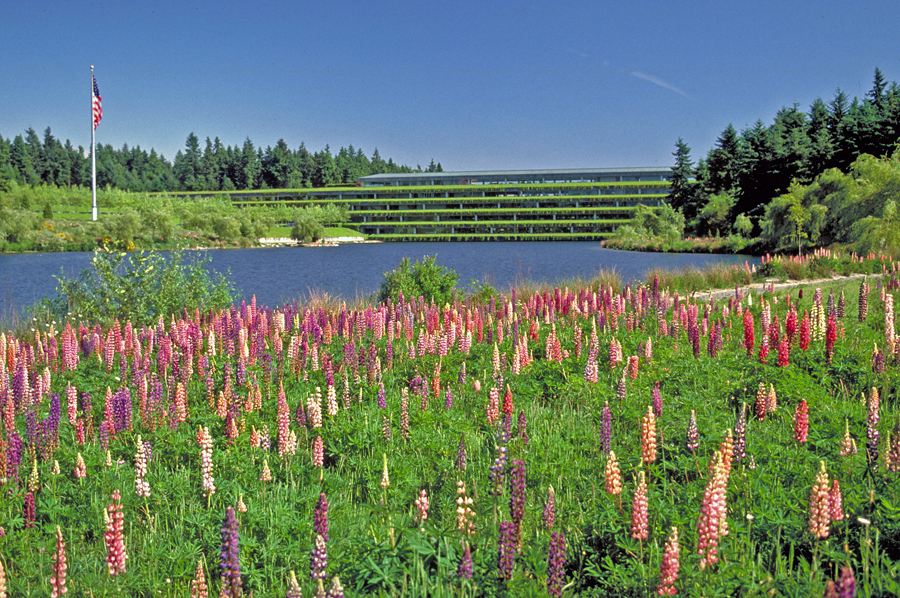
[652,381,662,417]
[800,311,811,350]
[826,314,837,364]
[547,531,566,597]
[23,491,36,528]
[220,506,242,597]
[794,400,809,444]
[743,308,755,355]
[457,541,473,579]
[656,526,680,596]
[837,566,856,598]
[498,521,516,580]
[105,489,127,575]
[314,493,329,541]
[50,525,67,598]
[631,470,649,540]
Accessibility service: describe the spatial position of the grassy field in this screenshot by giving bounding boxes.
[1,258,898,596]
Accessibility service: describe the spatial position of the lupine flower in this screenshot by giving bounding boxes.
[380,453,390,489]
[826,314,837,364]
[457,541,473,579]
[600,401,612,454]
[837,566,856,598]
[824,580,838,598]
[23,491,36,528]
[190,560,208,598]
[486,387,500,424]
[808,461,831,539]
[766,383,777,413]
[641,405,657,464]
[686,410,699,452]
[0,558,6,598]
[135,435,150,498]
[543,485,556,530]
[604,452,622,496]
[50,525,67,598]
[547,531,566,597]
[325,576,345,598]
[859,280,868,322]
[414,489,429,526]
[197,425,215,498]
[733,403,747,463]
[697,451,730,569]
[309,436,323,468]
[237,494,248,513]
[743,308,754,355]
[285,570,301,598]
[400,388,410,440]
[314,493,329,541]
[866,387,880,467]
[616,372,627,403]
[839,419,857,456]
[652,381,662,417]
[656,526,680,596]
[754,383,767,421]
[794,399,809,444]
[74,452,86,479]
[456,480,475,536]
[830,478,843,522]
[455,434,467,471]
[888,423,900,473]
[498,521,516,580]
[631,470,649,540]
[260,459,272,482]
[799,311,811,350]
[220,507,241,596]
[105,489,127,575]
[310,534,328,580]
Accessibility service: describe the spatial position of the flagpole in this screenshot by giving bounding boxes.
[91,65,98,221]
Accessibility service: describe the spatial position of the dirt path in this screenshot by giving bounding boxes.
[692,273,874,302]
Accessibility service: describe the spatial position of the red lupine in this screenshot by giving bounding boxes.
[826,313,837,364]
[799,311,811,350]
[743,308,755,356]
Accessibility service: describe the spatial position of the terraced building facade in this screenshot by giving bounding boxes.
[229,167,673,241]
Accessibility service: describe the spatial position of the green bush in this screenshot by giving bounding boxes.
[31,248,236,326]
[377,255,459,306]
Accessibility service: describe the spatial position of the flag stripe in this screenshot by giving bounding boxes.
[92,75,103,130]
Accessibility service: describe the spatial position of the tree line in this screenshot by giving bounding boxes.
[669,68,900,239]
[0,130,443,193]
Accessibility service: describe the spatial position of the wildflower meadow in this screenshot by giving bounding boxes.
[1,257,900,597]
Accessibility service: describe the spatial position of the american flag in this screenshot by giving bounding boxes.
[92,75,102,130]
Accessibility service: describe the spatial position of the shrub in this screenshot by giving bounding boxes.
[377,255,459,306]
[31,249,235,326]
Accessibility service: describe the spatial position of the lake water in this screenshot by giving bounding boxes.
[0,242,757,313]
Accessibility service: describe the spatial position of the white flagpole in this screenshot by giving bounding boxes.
[91,65,98,221]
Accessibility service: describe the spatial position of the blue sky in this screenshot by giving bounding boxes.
[2,0,898,171]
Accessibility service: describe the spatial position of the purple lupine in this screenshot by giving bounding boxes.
[455,434,467,471]
[444,388,453,409]
[600,401,612,454]
[547,531,566,597]
[113,387,132,433]
[310,534,328,580]
[543,485,556,530]
[498,521,516,580]
[458,362,466,385]
[314,493,329,542]
[219,506,241,597]
[488,438,508,497]
[501,412,513,440]
[99,421,110,451]
[7,431,23,487]
[295,401,307,428]
[457,542,473,579]
[509,459,526,546]
[377,383,386,409]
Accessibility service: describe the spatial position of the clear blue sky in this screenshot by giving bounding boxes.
[2,0,898,172]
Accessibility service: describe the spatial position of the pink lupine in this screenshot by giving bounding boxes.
[799,311,811,350]
[74,453,86,479]
[656,526,680,595]
[697,451,730,569]
[829,479,843,522]
[794,399,809,444]
[631,470,649,540]
[50,525,67,597]
[190,560,208,598]
[414,489,429,526]
[313,436,324,468]
[839,419,857,456]
[743,308,755,355]
[487,386,500,424]
[826,314,837,364]
[105,489,127,575]
[808,461,831,539]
